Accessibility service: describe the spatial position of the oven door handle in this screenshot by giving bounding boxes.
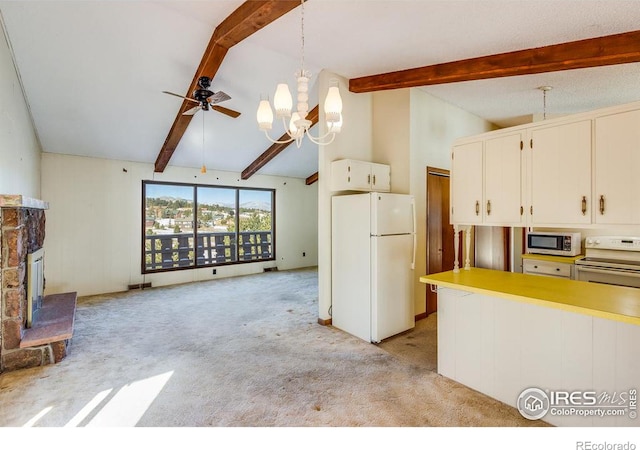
[576,266,640,278]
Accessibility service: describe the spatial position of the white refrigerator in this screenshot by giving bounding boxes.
[331,192,416,343]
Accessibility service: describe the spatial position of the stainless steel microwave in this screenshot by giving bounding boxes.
[526,232,582,256]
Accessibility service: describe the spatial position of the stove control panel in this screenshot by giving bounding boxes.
[585,236,640,250]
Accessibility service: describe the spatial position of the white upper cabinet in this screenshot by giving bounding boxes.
[451,100,640,228]
[451,140,483,225]
[484,132,524,225]
[451,133,523,226]
[529,120,592,226]
[330,159,391,192]
[594,110,640,225]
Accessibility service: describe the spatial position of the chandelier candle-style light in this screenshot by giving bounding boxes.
[256,0,343,148]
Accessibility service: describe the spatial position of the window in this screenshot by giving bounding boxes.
[143,181,274,273]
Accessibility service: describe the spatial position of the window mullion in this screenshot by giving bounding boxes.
[235,188,240,262]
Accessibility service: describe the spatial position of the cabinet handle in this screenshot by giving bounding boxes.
[581,196,587,215]
[475,201,480,216]
[367,174,371,185]
[486,200,491,216]
[599,195,605,215]
[373,174,376,185]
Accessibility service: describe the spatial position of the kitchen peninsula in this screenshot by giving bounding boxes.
[420,268,640,427]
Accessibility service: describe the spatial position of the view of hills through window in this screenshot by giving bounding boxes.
[143,182,274,272]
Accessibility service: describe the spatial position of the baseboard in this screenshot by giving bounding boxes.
[128,282,152,290]
[415,312,428,321]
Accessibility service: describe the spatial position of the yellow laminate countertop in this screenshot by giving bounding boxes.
[420,268,640,326]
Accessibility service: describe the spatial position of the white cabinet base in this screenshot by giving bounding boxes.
[438,287,640,427]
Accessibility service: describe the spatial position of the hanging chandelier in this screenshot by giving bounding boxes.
[256,0,343,148]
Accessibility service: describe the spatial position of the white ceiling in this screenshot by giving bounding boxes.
[2,0,640,179]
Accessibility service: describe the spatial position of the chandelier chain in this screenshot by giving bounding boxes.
[300,0,305,73]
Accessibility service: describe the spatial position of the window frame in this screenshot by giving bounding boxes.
[141,180,276,274]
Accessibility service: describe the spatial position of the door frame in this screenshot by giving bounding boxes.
[425,166,454,317]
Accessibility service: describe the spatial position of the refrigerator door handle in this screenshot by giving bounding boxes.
[411,199,416,270]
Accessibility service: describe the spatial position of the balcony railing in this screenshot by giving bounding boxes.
[144,231,272,271]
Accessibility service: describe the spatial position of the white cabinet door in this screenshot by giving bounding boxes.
[370,163,391,192]
[484,132,523,225]
[451,141,483,225]
[330,159,391,192]
[530,120,592,225]
[346,159,372,191]
[594,110,640,224]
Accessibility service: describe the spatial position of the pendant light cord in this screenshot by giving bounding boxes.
[537,86,552,120]
[202,110,205,167]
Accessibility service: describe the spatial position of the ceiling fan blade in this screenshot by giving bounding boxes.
[182,105,200,116]
[162,91,199,104]
[208,90,231,105]
[211,105,241,118]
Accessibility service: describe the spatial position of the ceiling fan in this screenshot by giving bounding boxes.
[162,76,241,118]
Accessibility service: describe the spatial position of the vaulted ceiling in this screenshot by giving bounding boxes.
[2,0,640,180]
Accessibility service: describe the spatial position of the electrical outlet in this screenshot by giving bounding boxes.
[212,269,217,275]
[303,252,306,257]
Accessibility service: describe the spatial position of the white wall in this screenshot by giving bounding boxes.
[370,88,495,317]
[372,89,411,194]
[317,71,373,321]
[0,17,40,197]
[41,153,318,297]
[409,89,495,316]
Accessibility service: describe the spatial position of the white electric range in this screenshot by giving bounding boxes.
[574,236,640,288]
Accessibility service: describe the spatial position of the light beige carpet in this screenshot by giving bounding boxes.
[0,268,547,427]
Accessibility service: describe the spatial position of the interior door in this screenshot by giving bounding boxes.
[426,167,460,316]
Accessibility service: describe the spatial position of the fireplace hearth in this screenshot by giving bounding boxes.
[1,194,74,373]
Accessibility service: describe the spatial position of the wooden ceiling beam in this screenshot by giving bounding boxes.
[349,29,640,93]
[241,105,319,180]
[305,172,318,185]
[155,0,301,173]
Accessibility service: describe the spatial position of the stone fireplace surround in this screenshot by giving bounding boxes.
[0,194,73,373]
